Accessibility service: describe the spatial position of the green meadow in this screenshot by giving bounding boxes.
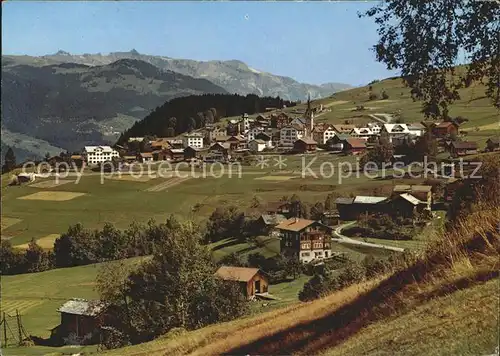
[1,154,405,246]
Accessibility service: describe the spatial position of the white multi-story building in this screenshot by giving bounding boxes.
[280,125,305,146]
[381,124,411,144]
[183,132,204,148]
[350,127,375,141]
[312,124,337,145]
[83,146,120,165]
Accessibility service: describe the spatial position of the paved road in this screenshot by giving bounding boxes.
[332,221,405,253]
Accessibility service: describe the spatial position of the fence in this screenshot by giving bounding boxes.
[0,310,30,348]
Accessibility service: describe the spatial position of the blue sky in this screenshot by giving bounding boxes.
[2,1,397,86]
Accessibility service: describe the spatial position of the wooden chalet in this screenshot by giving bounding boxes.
[342,138,366,155]
[392,185,432,209]
[215,266,269,298]
[335,196,389,220]
[432,121,459,138]
[137,152,153,163]
[149,138,172,151]
[51,298,110,345]
[276,218,333,263]
[165,148,185,161]
[184,146,209,160]
[293,138,318,153]
[450,141,478,158]
[392,193,429,218]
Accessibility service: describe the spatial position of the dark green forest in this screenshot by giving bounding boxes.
[117,93,296,143]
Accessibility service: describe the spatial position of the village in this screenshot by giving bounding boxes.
[42,96,497,173]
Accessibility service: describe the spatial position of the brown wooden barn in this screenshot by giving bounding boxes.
[432,121,459,138]
[51,298,109,345]
[293,138,318,153]
[215,266,269,298]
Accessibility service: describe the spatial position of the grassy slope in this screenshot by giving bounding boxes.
[278,74,499,148]
[101,206,499,356]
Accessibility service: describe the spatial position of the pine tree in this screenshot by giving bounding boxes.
[3,147,16,173]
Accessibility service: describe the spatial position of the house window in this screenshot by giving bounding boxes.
[301,252,310,257]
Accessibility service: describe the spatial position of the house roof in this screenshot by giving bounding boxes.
[407,123,425,130]
[398,193,425,205]
[436,121,458,128]
[185,146,208,152]
[184,132,204,138]
[393,185,432,193]
[167,139,183,145]
[84,146,115,153]
[211,142,231,150]
[265,201,290,212]
[215,266,262,282]
[276,217,316,232]
[169,148,185,154]
[293,118,307,125]
[353,196,388,204]
[283,123,305,131]
[312,123,333,133]
[70,155,82,160]
[346,138,366,148]
[332,124,356,132]
[255,132,272,140]
[140,152,153,158]
[124,155,136,160]
[327,134,351,143]
[251,139,266,144]
[383,124,410,134]
[335,197,354,205]
[295,138,317,145]
[451,141,478,149]
[487,137,500,144]
[351,127,373,135]
[57,298,108,317]
[260,214,287,226]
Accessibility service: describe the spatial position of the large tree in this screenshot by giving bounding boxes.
[362,1,500,119]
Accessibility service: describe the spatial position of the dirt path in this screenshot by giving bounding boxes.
[368,113,394,124]
[332,221,405,253]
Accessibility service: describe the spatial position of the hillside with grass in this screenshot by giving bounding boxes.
[278,70,499,148]
[100,205,499,356]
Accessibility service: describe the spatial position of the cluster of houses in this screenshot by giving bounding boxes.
[246,182,436,265]
[59,99,496,168]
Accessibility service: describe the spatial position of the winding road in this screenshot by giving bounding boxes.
[332,221,405,253]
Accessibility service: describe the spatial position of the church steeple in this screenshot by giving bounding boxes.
[305,94,314,136]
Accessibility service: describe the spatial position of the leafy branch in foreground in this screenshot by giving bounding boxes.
[361,1,500,119]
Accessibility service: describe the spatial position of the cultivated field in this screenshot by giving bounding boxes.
[1,154,441,245]
[17,191,86,202]
[29,179,72,189]
[14,234,60,250]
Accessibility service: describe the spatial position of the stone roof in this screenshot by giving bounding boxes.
[353,196,388,204]
[260,214,287,226]
[57,298,108,317]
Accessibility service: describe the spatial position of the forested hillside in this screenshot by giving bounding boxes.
[117,94,296,143]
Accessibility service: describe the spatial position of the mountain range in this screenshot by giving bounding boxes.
[1,50,352,161]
